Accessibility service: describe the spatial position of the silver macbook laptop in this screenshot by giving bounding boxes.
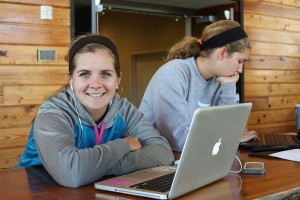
[95,103,252,199]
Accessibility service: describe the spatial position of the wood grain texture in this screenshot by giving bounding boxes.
[245,26,300,45]
[0,105,39,129]
[0,66,68,85]
[0,3,70,25]
[245,55,300,70]
[0,0,70,168]
[245,97,269,110]
[244,0,300,136]
[0,45,68,65]
[0,0,69,7]
[0,155,20,169]
[0,24,70,45]
[268,96,300,109]
[244,69,300,83]
[248,108,295,125]
[245,83,300,97]
[261,0,300,7]
[247,121,296,134]
[244,0,300,20]
[244,11,300,32]
[0,127,31,148]
[250,41,300,57]
[4,85,64,105]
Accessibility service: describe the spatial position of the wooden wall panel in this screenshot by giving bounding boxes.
[0,127,31,148]
[245,69,300,83]
[247,55,300,70]
[247,121,296,135]
[244,0,300,19]
[0,147,27,169]
[0,105,39,129]
[244,27,300,45]
[0,24,70,45]
[245,83,300,97]
[0,0,69,7]
[261,0,300,7]
[0,66,68,85]
[268,96,300,109]
[244,11,300,32]
[0,3,70,25]
[248,108,295,124]
[0,0,70,168]
[245,96,300,110]
[251,41,299,57]
[0,86,3,102]
[0,45,68,65]
[4,85,64,105]
[244,0,300,134]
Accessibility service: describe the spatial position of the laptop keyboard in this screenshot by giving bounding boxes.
[264,135,289,145]
[129,172,175,192]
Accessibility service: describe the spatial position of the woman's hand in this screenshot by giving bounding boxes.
[123,136,142,151]
[240,129,258,143]
[216,73,240,83]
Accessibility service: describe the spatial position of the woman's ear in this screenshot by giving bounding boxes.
[217,47,228,60]
[117,72,122,85]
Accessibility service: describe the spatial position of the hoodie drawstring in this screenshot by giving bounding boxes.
[94,122,106,145]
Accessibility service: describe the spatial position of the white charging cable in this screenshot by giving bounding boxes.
[229,155,242,173]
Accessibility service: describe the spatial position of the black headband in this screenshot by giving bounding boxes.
[201,26,248,49]
[68,35,119,65]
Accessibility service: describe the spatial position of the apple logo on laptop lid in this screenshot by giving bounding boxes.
[212,138,222,156]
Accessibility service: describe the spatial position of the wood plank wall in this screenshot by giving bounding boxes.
[244,0,300,134]
[0,0,70,168]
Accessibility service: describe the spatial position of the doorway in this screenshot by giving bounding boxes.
[131,51,166,106]
[98,10,185,106]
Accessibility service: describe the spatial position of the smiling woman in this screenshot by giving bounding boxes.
[15,34,174,188]
[71,48,120,122]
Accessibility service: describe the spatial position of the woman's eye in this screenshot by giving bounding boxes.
[239,59,247,64]
[79,72,89,77]
[101,72,112,78]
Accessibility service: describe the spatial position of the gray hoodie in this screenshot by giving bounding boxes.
[140,57,239,151]
[20,87,174,188]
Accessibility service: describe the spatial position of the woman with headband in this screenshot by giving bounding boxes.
[140,20,258,152]
[17,34,174,187]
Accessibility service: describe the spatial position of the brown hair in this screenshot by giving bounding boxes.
[165,20,251,62]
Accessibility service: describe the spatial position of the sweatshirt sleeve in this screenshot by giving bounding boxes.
[217,82,239,105]
[107,101,175,176]
[34,110,132,188]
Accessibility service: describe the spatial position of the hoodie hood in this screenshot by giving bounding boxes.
[40,87,120,129]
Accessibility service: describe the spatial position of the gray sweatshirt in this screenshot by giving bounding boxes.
[139,57,239,151]
[24,88,174,187]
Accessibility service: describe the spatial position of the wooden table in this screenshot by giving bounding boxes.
[1,149,300,200]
